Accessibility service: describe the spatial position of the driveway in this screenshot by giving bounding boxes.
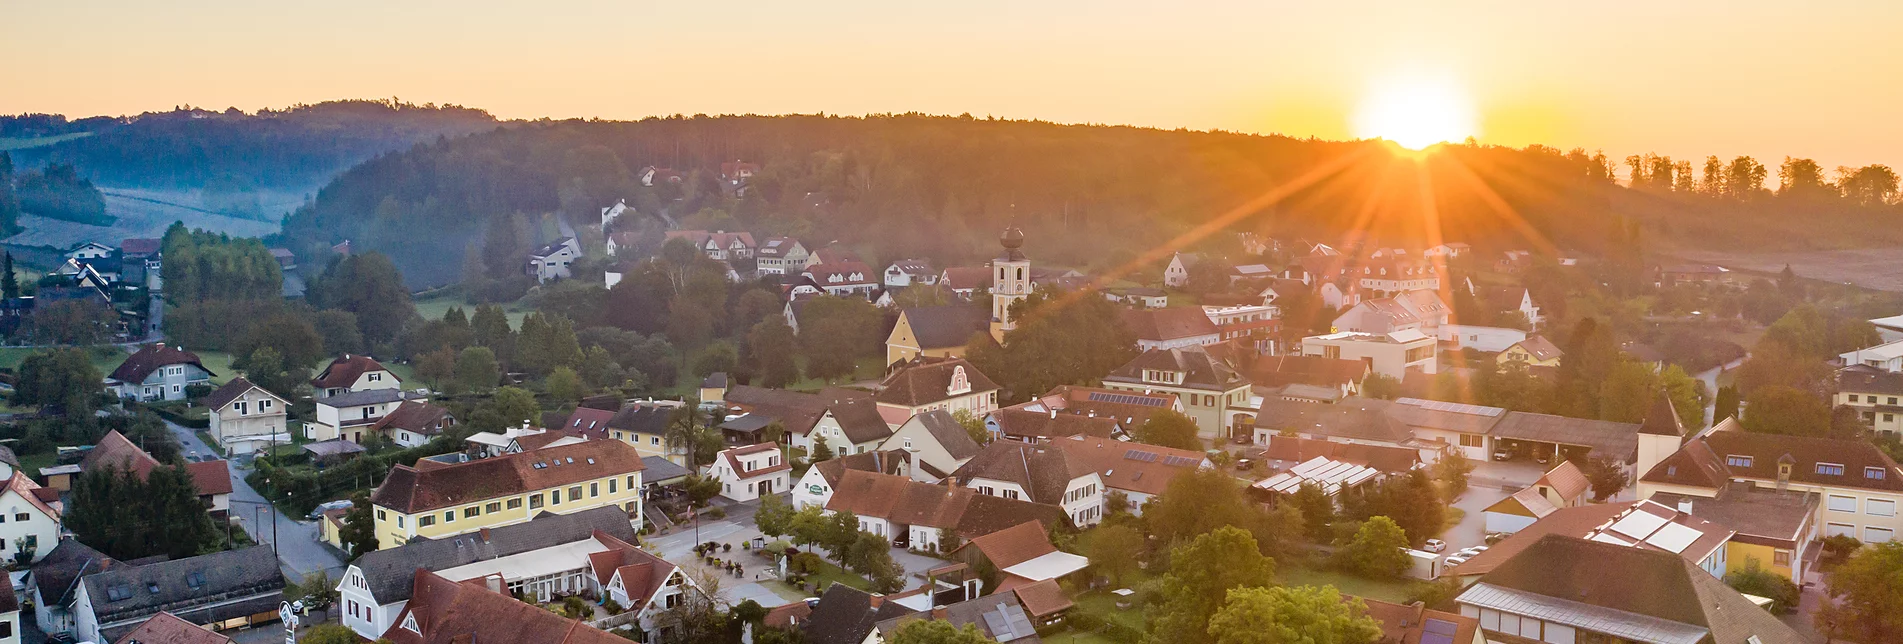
[1439,478,1514,553]
[164,419,348,584]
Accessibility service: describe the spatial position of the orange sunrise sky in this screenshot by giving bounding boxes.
[6,1,1902,171]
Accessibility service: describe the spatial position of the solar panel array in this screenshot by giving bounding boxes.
[1396,397,1505,417]
[1163,455,1200,467]
[1421,619,1458,644]
[1124,449,1160,462]
[1088,391,1169,407]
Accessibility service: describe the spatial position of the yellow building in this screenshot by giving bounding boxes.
[1101,344,1254,441]
[369,439,646,549]
[319,507,348,551]
[1836,365,1903,437]
[884,306,988,366]
[1648,483,1821,582]
[1497,335,1563,369]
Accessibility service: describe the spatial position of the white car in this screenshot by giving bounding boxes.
[1444,555,1470,567]
[1457,545,1489,557]
[1422,539,1446,553]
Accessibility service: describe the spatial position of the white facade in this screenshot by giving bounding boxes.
[1302,330,1439,379]
[1437,325,1529,353]
[0,486,58,564]
[208,386,290,455]
[792,467,834,510]
[710,446,789,502]
[1840,340,1903,373]
[527,238,582,283]
[967,472,1106,527]
[1163,253,1191,288]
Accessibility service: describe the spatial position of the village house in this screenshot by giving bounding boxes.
[1101,343,1253,440]
[369,439,646,549]
[1483,460,1592,534]
[1331,297,1423,335]
[825,469,1069,552]
[985,408,1122,444]
[664,230,757,261]
[1361,596,1483,644]
[884,305,989,365]
[526,237,581,283]
[596,401,687,464]
[1011,385,1181,430]
[1121,307,1221,351]
[1648,483,1821,582]
[337,507,683,640]
[1497,335,1563,370]
[803,261,879,298]
[113,612,229,644]
[1203,303,1280,354]
[73,546,284,644]
[1435,324,1527,353]
[876,410,982,480]
[939,266,990,299]
[372,401,457,448]
[105,343,213,402]
[1103,286,1169,309]
[306,388,431,443]
[80,431,231,519]
[202,377,290,455]
[1251,354,1370,400]
[1836,364,1903,436]
[866,587,1045,643]
[792,449,913,509]
[1162,252,1195,288]
[1452,535,1800,644]
[1637,417,1903,544]
[708,443,791,502]
[883,259,937,287]
[875,356,1000,420]
[1301,329,1437,380]
[1485,286,1543,329]
[311,354,403,400]
[1422,242,1472,259]
[754,237,810,274]
[1054,435,1209,513]
[1839,339,1903,373]
[66,241,115,261]
[29,540,120,639]
[1356,250,1441,298]
[378,569,630,644]
[950,441,1105,527]
[791,395,893,458]
[0,472,60,564]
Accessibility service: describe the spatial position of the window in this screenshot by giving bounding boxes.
[443,510,455,523]
[369,373,382,382]
[979,485,995,496]
[1774,549,1792,566]
[464,507,479,519]
[590,482,599,497]
[570,485,583,500]
[626,475,636,489]
[486,502,501,513]
[397,516,405,528]
[1459,434,1484,448]
[551,489,562,504]
[608,479,617,494]
[1818,463,1846,476]
[1868,499,1897,517]
[529,494,544,509]
[1867,467,1889,480]
[1003,489,1020,500]
[235,401,248,415]
[1725,455,1753,467]
[1891,397,1898,405]
[12,513,25,522]
[650,436,661,445]
[418,515,435,527]
[1865,526,1895,543]
[1828,495,1858,512]
[507,498,523,509]
[1826,522,1855,538]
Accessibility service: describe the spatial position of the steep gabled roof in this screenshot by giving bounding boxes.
[1102,344,1250,392]
[908,410,982,461]
[1054,435,1205,496]
[350,507,637,604]
[111,611,233,644]
[803,584,914,644]
[371,439,646,514]
[1120,307,1219,342]
[899,306,990,350]
[949,441,1089,506]
[960,520,1056,570]
[201,377,285,412]
[990,409,1120,441]
[826,397,896,445]
[812,450,912,487]
[1534,460,1591,503]
[311,354,393,389]
[876,357,998,408]
[371,401,456,436]
[1641,419,1903,492]
[32,538,120,607]
[1509,335,1564,362]
[109,344,211,384]
[1251,355,1369,389]
[1639,392,1685,437]
[382,570,626,644]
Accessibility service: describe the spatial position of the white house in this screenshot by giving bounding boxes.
[203,377,291,455]
[875,410,982,480]
[306,389,429,443]
[950,441,1106,527]
[1301,329,1438,379]
[104,344,214,402]
[884,259,938,288]
[790,449,912,510]
[0,473,60,564]
[1840,339,1903,373]
[709,443,790,502]
[1163,252,1193,288]
[526,237,581,283]
[1436,324,1529,353]
[311,354,402,400]
[600,199,629,229]
[65,242,115,261]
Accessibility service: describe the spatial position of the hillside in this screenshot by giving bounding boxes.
[275,114,1903,289]
[3,100,497,219]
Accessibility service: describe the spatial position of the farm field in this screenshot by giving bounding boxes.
[1670,247,1903,293]
[0,132,93,151]
[4,189,282,253]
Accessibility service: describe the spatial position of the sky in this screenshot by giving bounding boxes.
[7,1,1903,171]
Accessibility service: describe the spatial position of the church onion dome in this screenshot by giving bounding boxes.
[999,225,1026,261]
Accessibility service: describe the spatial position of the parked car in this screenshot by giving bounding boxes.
[1444,555,1470,567]
[1491,447,1511,461]
[1422,539,1446,553]
[1457,546,1488,558]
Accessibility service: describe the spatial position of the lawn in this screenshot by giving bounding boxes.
[763,555,870,597]
[1275,563,1429,604]
[413,290,529,328]
[0,345,129,374]
[1041,630,1120,644]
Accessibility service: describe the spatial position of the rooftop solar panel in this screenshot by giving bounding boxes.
[1424,619,1458,635]
[1087,391,1168,407]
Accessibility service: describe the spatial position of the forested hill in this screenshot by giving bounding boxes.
[4,100,497,191]
[278,114,1903,289]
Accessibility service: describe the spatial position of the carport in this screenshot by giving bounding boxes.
[1488,412,1639,465]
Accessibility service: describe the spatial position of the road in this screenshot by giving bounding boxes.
[164,419,348,584]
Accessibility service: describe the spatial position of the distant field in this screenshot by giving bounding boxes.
[0,132,92,151]
[0,345,129,374]
[3,188,280,252]
[1669,248,1903,293]
[413,290,529,328]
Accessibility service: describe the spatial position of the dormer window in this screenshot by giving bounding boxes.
[1866,467,1888,480]
[1725,455,1753,467]
[1817,463,1846,476]
[948,366,971,396]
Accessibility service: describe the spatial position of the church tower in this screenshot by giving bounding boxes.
[990,225,1030,342]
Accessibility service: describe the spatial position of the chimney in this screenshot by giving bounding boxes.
[483,574,504,594]
[479,528,492,543]
[1677,498,1693,514]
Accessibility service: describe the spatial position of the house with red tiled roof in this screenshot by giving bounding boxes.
[0,472,61,564]
[1359,597,1482,644]
[379,570,627,644]
[202,377,289,456]
[938,266,990,298]
[311,354,401,400]
[79,431,231,519]
[825,470,1067,552]
[709,443,790,502]
[369,440,646,549]
[950,441,1105,527]
[111,611,232,644]
[1121,307,1220,351]
[875,357,999,420]
[1053,435,1210,512]
[950,520,1087,592]
[803,261,879,298]
[372,401,457,448]
[105,343,212,402]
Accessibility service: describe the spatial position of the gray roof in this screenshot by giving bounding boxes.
[1388,397,1507,434]
[912,409,982,461]
[1490,412,1639,461]
[30,539,116,607]
[1457,582,1709,644]
[317,388,422,408]
[901,306,989,350]
[1255,397,1413,444]
[719,414,777,433]
[1648,484,1820,545]
[640,456,692,483]
[82,546,284,629]
[803,583,915,644]
[347,507,635,604]
[302,439,367,458]
[1103,345,1250,392]
[875,591,1038,642]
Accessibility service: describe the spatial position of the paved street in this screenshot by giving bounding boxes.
[164,419,348,584]
[1436,459,1548,551]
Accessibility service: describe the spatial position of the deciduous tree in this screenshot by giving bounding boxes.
[1206,585,1383,644]
[1149,526,1277,644]
[1134,409,1203,451]
[1333,516,1410,579]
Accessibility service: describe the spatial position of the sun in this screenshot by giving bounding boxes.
[1353,75,1476,150]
